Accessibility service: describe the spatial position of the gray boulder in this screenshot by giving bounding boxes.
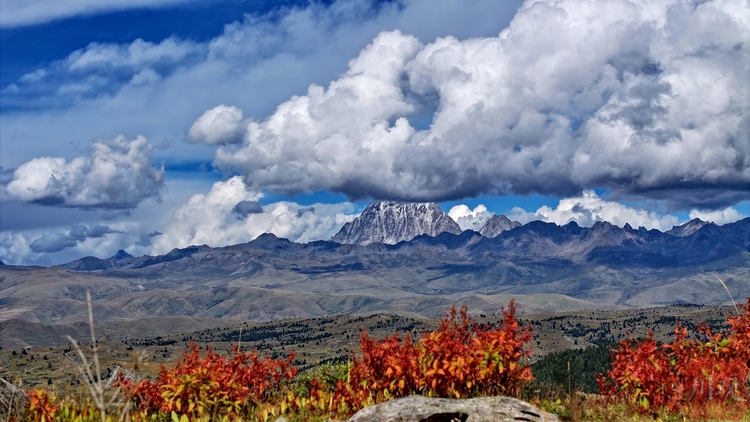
[347,395,558,422]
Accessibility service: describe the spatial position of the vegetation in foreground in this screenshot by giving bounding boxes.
[12,299,750,421]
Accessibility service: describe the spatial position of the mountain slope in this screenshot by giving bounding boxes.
[479,214,521,238]
[331,201,462,245]
[6,214,750,324]
[666,218,709,237]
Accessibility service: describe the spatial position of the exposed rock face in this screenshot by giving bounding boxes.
[347,395,558,422]
[331,201,462,245]
[666,218,709,237]
[479,215,521,238]
[0,377,28,422]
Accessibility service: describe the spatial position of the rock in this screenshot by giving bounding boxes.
[0,377,28,422]
[666,218,709,237]
[347,395,558,422]
[331,201,462,245]
[106,364,139,385]
[479,215,521,238]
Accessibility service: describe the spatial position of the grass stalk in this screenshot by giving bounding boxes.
[66,290,129,422]
[718,278,740,316]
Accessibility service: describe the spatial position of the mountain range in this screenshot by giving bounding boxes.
[1,201,749,330]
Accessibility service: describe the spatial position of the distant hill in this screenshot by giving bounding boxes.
[5,202,750,326]
[0,316,241,349]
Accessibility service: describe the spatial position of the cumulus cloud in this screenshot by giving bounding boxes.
[1,0,522,165]
[151,176,357,254]
[507,190,682,231]
[6,135,165,209]
[209,0,749,210]
[448,204,493,231]
[0,0,197,28]
[28,224,117,253]
[187,105,247,145]
[689,208,746,226]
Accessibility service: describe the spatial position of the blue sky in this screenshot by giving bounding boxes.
[0,0,748,266]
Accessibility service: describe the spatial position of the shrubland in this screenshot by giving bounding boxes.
[14,299,750,421]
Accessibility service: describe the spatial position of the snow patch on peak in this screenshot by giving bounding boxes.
[330,201,461,245]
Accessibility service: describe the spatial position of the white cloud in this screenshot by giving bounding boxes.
[689,208,745,225]
[0,176,358,265]
[0,0,200,28]
[0,232,32,264]
[28,224,117,253]
[0,225,134,265]
[448,204,492,231]
[4,37,204,110]
[5,135,165,209]
[151,176,357,254]
[507,190,681,231]
[215,29,423,197]
[205,0,749,209]
[187,105,246,145]
[2,0,522,165]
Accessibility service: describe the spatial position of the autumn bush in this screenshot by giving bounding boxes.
[21,302,534,420]
[30,297,750,421]
[326,302,534,415]
[598,298,750,418]
[119,343,297,420]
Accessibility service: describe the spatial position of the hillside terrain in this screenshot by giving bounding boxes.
[1,202,749,326]
[0,202,750,324]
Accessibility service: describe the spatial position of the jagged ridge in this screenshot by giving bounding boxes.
[479,214,521,238]
[331,201,462,245]
[666,218,710,237]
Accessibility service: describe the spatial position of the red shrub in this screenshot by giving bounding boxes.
[333,302,534,412]
[121,343,297,418]
[599,298,750,416]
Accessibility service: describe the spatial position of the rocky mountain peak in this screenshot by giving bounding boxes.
[666,218,708,237]
[110,250,133,260]
[479,214,521,238]
[591,221,617,231]
[330,201,462,245]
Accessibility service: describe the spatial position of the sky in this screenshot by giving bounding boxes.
[0,0,748,266]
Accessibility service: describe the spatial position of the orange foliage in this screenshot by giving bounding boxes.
[47,301,533,419]
[26,389,58,422]
[599,298,750,417]
[331,302,534,413]
[120,343,297,418]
